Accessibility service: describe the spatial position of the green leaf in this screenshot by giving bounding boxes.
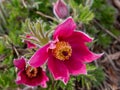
[78,4,94,24]
[97,33,112,48]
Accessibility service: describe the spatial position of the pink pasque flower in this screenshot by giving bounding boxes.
[29,17,103,84]
[53,0,69,19]
[25,34,37,49]
[14,57,49,87]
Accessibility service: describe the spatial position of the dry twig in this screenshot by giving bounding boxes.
[94,20,120,43]
[36,11,58,22]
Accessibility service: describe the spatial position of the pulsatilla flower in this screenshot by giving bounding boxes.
[24,34,37,49]
[53,0,69,19]
[29,17,103,84]
[14,57,49,87]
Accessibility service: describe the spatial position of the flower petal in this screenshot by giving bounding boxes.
[64,55,87,75]
[15,70,26,84]
[14,57,26,70]
[66,31,93,44]
[29,43,49,67]
[39,70,49,88]
[53,17,76,39]
[26,41,36,49]
[48,56,69,84]
[72,44,103,63]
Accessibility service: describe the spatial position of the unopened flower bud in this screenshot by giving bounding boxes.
[53,0,69,19]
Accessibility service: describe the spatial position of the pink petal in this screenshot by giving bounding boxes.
[48,56,69,84]
[39,70,49,88]
[26,41,36,49]
[29,43,49,67]
[66,31,93,44]
[49,38,59,49]
[72,44,103,63]
[64,55,87,75]
[13,57,26,70]
[15,70,26,84]
[53,17,76,39]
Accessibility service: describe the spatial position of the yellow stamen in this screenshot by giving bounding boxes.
[26,66,38,78]
[52,41,72,61]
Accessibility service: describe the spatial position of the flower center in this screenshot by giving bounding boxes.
[26,66,38,78]
[52,41,72,61]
